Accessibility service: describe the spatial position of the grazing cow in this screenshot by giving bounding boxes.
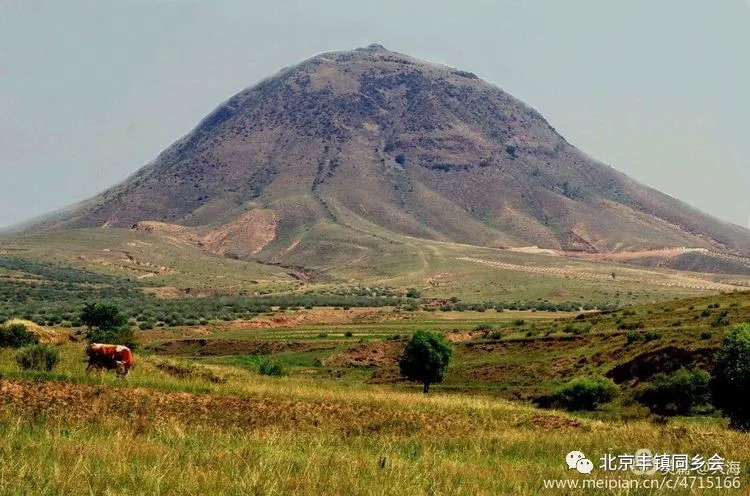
[86,343,134,377]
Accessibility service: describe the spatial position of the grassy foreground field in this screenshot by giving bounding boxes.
[1,266,750,495]
[1,338,749,495]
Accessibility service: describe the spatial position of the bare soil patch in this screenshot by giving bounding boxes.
[324,341,403,368]
[151,339,335,356]
[606,346,717,384]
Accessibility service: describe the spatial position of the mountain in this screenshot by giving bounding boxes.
[17,44,750,265]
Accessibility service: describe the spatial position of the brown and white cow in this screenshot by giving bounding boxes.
[86,343,134,377]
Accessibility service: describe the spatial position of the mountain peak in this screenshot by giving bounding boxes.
[357,43,389,52]
[19,47,750,260]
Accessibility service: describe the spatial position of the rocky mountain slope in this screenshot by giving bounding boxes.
[18,44,750,264]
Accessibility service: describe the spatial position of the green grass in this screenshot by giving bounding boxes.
[4,227,745,308]
[139,292,750,407]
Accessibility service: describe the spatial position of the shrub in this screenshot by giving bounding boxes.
[16,344,60,372]
[712,312,730,328]
[564,323,592,335]
[344,331,353,337]
[636,370,710,416]
[486,329,503,340]
[258,359,285,377]
[473,322,495,332]
[618,321,645,331]
[0,323,37,348]
[643,331,662,342]
[549,376,618,411]
[317,332,328,338]
[700,331,712,340]
[405,288,421,299]
[712,324,750,430]
[626,331,640,345]
[399,330,452,393]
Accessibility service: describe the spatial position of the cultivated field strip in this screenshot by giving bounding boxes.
[457,256,741,292]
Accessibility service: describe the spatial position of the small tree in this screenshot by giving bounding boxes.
[80,303,136,349]
[399,330,452,393]
[81,302,127,330]
[712,324,750,430]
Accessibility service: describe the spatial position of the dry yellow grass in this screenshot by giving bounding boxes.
[0,343,748,494]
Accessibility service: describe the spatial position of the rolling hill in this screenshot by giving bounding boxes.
[10,45,750,273]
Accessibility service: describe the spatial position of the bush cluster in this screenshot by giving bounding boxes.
[543,376,619,411]
[258,359,285,377]
[0,322,37,348]
[636,370,710,416]
[16,344,60,372]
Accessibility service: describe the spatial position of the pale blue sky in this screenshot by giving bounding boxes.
[1,0,748,228]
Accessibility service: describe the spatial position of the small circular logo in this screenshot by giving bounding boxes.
[566,451,586,470]
[566,451,594,474]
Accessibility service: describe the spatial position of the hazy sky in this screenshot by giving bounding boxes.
[1,1,748,228]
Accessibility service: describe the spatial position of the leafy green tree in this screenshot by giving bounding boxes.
[399,330,452,393]
[80,303,136,348]
[712,324,750,430]
[81,302,127,330]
